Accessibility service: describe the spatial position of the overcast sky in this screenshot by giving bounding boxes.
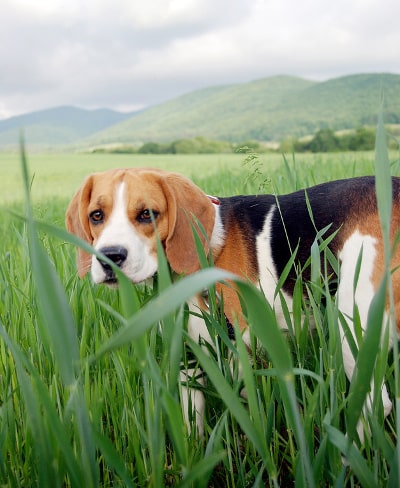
[1,0,399,119]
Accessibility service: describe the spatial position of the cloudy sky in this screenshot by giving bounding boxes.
[1,0,399,119]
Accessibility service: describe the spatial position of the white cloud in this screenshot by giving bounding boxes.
[10,0,82,17]
[1,0,399,118]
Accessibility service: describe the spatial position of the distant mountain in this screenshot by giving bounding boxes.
[86,75,317,145]
[0,106,136,147]
[85,73,400,145]
[1,73,399,149]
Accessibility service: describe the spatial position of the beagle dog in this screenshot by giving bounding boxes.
[66,168,400,438]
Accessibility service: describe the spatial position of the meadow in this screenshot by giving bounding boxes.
[0,144,399,487]
[0,149,380,204]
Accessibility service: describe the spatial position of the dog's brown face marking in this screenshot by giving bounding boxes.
[85,170,170,250]
[66,168,216,281]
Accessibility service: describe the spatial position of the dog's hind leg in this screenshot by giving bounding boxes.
[338,231,393,441]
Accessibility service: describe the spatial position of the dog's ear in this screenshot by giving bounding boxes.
[65,175,94,277]
[163,173,215,274]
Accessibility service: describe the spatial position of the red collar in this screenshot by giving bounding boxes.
[207,195,220,205]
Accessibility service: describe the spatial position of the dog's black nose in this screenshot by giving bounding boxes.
[98,246,128,270]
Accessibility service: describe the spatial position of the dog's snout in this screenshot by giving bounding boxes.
[98,246,128,269]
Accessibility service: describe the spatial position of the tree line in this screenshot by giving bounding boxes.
[279,127,377,153]
[92,126,393,155]
[92,136,251,154]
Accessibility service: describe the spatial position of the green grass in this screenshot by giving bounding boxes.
[0,149,388,204]
[0,141,399,486]
[0,152,250,204]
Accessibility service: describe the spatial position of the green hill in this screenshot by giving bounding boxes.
[85,75,316,144]
[85,73,400,145]
[1,73,399,149]
[0,106,136,147]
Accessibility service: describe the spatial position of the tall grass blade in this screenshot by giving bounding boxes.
[154,236,183,389]
[179,452,227,488]
[18,141,99,487]
[0,324,84,486]
[235,280,314,488]
[375,103,392,249]
[93,430,136,488]
[73,390,99,487]
[20,140,79,386]
[187,337,278,484]
[94,268,235,358]
[374,101,400,482]
[325,424,376,488]
[282,153,298,191]
[389,398,400,487]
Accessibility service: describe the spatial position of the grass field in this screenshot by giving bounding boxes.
[0,150,382,204]
[0,145,399,487]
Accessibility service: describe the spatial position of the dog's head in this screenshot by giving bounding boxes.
[65,168,216,284]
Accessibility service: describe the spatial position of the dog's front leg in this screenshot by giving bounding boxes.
[179,368,205,436]
[179,300,214,436]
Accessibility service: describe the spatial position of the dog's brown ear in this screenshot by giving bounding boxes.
[163,173,215,274]
[65,176,94,277]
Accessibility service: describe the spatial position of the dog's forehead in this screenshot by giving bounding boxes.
[89,169,167,207]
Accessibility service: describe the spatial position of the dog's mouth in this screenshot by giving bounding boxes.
[101,272,157,287]
[101,270,118,286]
[103,277,118,285]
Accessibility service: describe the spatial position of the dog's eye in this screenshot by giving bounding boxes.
[138,209,158,223]
[89,210,104,224]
